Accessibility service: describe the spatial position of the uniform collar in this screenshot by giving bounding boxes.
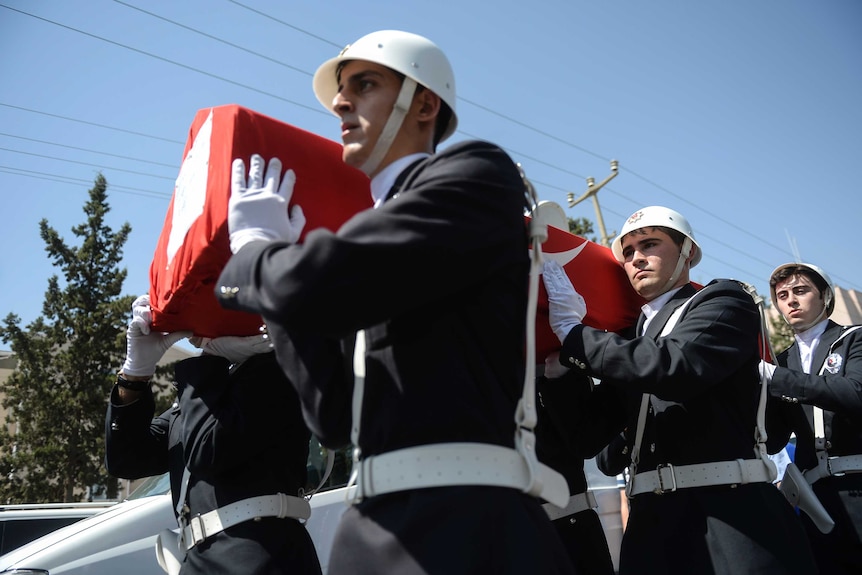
[794,318,829,347]
[641,286,685,335]
[369,153,430,208]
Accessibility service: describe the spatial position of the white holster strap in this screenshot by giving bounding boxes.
[355,442,569,507]
[629,459,773,496]
[181,493,310,551]
[805,454,862,484]
[542,491,597,521]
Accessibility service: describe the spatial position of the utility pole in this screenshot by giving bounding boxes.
[567,160,618,247]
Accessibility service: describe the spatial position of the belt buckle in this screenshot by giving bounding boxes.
[655,463,677,494]
[189,514,206,546]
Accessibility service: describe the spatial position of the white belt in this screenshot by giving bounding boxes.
[628,459,774,496]
[542,491,597,521]
[805,454,862,484]
[825,454,862,475]
[181,493,310,550]
[355,442,567,506]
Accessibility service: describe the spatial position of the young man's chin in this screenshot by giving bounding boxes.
[341,144,367,169]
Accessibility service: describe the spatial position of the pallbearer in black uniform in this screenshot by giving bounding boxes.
[216,30,575,575]
[542,206,817,575]
[764,262,862,574]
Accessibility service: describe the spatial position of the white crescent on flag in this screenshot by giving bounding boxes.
[529,242,588,267]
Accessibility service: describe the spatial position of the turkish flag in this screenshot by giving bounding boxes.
[529,218,645,361]
[149,105,372,338]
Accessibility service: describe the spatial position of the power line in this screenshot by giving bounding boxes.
[0,132,179,169]
[212,7,798,265]
[0,103,184,145]
[225,0,342,49]
[0,166,172,200]
[0,4,327,117]
[111,0,312,77]
[1,3,856,291]
[0,147,175,181]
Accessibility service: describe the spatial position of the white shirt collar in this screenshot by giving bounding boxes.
[795,318,829,345]
[794,318,829,374]
[641,286,685,335]
[369,153,430,208]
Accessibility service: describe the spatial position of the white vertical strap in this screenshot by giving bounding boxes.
[517,175,568,506]
[515,181,546,499]
[625,393,651,498]
[811,325,862,478]
[627,292,696,493]
[742,281,777,475]
[176,466,191,521]
[346,330,366,503]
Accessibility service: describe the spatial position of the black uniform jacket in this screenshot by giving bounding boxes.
[105,353,320,575]
[766,320,862,467]
[766,320,862,574]
[557,280,817,575]
[216,140,575,575]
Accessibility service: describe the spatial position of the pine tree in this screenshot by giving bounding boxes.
[0,174,134,503]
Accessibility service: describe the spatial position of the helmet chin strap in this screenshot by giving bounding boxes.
[661,237,692,293]
[360,77,417,176]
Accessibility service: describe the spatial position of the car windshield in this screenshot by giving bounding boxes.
[127,473,171,500]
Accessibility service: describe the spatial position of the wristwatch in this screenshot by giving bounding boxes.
[116,373,150,392]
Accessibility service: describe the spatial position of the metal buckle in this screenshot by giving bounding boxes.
[188,514,206,546]
[827,455,838,477]
[655,463,677,494]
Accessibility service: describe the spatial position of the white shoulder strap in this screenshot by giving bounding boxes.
[812,325,862,442]
[630,291,699,475]
[516,175,568,505]
[346,330,366,500]
[628,281,776,482]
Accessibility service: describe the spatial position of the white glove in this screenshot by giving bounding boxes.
[759,360,777,382]
[192,333,273,364]
[122,295,192,377]
[543,351,571,379]
[228,154,306,254]
[542,260,586,344]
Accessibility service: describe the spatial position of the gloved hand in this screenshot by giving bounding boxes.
[191,333,273,365]
[228,154,306,254]
[542,260,586,344]
[122,295,192,377]
[543,351,571,379]
[759,360,777,382]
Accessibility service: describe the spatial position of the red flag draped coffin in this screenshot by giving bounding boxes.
[149,104,372,338]
[530,217,645,362]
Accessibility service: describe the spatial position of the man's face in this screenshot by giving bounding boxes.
[773,274,826,331]
[620,227,687,300]
[331,60,402,171]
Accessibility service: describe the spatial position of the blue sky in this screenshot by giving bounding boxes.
[1,0,860,341]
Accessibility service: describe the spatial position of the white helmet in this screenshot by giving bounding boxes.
[611,206,702,267]
[769,262,835,317]
[313,30,458,142]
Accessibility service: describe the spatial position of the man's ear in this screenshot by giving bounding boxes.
[416,90,441,121]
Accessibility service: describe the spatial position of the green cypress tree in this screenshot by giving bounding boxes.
[0,174,134,503]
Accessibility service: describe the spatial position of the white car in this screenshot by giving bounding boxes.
[0,501,116,555]
[0,457,623,575]
[0,470,350,575]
